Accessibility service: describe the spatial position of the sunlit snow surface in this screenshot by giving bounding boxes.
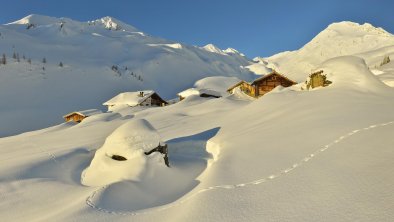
[1,52,394,221]
[0,14,255,137]
[1,15,394,221]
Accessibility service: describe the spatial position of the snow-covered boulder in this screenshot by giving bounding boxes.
[81,119,165,186]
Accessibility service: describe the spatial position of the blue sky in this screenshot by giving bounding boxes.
[0,0,393,58]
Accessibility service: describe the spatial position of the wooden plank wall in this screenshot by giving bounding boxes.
[256,75,294,96]
[240,82,256,97]
[65,114,85,123]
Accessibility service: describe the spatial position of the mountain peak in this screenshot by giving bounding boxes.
[202,44,225,54]
[202,44,245,57]
[223,48,245,56]
[323,21,391,37]
[6,14,139,32]
[7,14,62,25]
[95,16,137,31]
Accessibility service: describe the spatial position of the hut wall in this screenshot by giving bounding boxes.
[151,97,165,106]
[255,74,295,97]
[65,114,85,123]
[140,97,152,106]
[239,82,256,97]
[310,74,325,89]
[140,95,166,106]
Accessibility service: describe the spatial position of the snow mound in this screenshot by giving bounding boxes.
[81,119,163,186]
[316,56,389,90]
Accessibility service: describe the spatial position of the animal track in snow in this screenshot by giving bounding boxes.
[86,120,394,216]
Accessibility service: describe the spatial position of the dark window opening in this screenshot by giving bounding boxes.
[111,155,127,161]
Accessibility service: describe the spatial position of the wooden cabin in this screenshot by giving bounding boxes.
[251,71,297,97]
[103,91,168,111]
[63,109,102,123]
[139,92,168,106]
[227,81,256,97]
[227,71,297,98]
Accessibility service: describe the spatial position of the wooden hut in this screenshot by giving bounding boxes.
[227,71,297,98]
[251,70,297,97]
[63,109,102,123]
[227,81,256,97]
[103,90,168,111]
[306,70,332,89]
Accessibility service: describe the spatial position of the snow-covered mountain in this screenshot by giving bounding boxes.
[1,14,394,222]
[0,14,256,137]
[264,21,394,81]
[1,55,394,222]
[2,16,394,138]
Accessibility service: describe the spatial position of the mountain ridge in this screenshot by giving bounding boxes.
[265,21,394,80]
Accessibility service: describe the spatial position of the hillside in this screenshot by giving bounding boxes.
[264,21,394,82]
[0,14,255,137]
[0,55,393,221]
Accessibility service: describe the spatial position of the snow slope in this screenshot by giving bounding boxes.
[0,14,255,137]
[374,60,394,87]
[3,18,394,137]
[266,21,394,82]
[0,56,393,221]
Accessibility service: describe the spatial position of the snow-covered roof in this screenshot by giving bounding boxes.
[177,88,200,98]
[227,80,249,92]
[63,109,102,118]
[251,71,297,85]
[103,90,156,106]
[177,88,222,98]
[199,89,222,97]
[227,71,297,92]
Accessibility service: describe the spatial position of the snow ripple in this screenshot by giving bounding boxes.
[85,120,394,216]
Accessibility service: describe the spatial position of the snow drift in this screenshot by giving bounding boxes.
[81,119,164,186]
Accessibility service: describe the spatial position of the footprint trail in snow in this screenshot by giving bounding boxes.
[86,120,394,216]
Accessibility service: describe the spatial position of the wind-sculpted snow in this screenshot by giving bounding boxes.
[315,56,389,90]
[85,120,394,216]
[81,119,163,186]
[85,128,219,213]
